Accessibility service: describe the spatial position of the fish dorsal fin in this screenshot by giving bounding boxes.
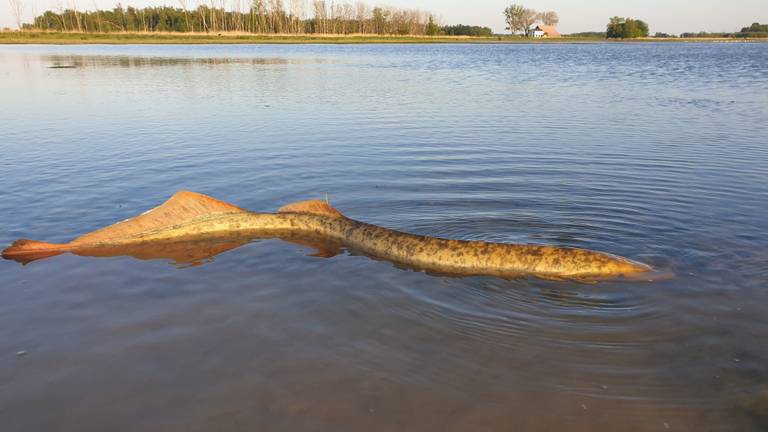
[71,191,246,246]
[278,200,344,218]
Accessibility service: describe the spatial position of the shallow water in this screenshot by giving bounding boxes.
[1,43,767,431]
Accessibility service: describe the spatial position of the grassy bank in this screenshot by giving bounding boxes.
[1,31,763,45]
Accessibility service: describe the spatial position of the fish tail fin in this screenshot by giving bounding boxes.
[3,191,249,264]
[1,239,68,264]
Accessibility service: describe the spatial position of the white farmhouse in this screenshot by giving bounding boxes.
[529,25,561,38]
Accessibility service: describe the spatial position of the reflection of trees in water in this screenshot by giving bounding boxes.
[45,55,328,69]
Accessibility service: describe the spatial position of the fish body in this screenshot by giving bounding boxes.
[2,191,651,279]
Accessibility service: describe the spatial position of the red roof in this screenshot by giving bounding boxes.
[535,25,561,37]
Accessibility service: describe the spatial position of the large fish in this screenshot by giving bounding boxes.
[1,191,652,280]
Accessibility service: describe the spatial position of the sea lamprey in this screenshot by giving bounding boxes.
[1,191,652,280]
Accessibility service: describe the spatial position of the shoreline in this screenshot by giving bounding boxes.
[1,31,764,45]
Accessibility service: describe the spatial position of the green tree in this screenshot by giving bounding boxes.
[372,7,385,34]
[741,22,768,33]
[426,15,438,36]
[606,16,624,38]
[607,16,649,38]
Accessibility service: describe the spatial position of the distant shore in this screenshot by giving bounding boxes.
[1,31,764,45]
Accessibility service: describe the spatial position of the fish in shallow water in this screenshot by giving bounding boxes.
[1,191,652,280]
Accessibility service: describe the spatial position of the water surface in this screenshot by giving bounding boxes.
[1,43,768,431]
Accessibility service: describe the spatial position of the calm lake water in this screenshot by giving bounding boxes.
[1,43,767,431]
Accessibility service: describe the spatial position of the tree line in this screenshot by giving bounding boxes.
[442,24,493,37]
[605,18,768,39]
[741,22,768,33]
[21,2,495,37]
[734,22,768,38]
[660,22,767,39]
[25,1,444,35]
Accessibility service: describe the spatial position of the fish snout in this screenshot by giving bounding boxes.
[601,253,654,278]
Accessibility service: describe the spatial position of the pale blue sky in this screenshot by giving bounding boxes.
[2,0,767,34]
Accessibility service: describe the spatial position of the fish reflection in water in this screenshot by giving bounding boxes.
[1,230,347,267]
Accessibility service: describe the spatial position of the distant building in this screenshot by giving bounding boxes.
[530,25,561,38]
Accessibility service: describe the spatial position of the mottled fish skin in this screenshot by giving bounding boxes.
[96,212,650,279]
[1,191,651,279]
